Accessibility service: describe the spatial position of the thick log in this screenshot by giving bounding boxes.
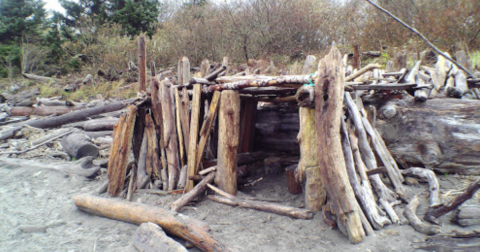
[9,106,77,116]
[133,222,188,252]
[424,177,480,225]
[314,46,364,243]
[341,120,391,230]
[376,98,480,175]
[215,91,240,195]
[297,106,325,212]
[401,168,441,207]
[185,83,202,192]
[160,79,181,191]
[403,195,441,235]
[207,184,312,219]
[171,172,216,212]
[107,106,137,197]
[61,132,99,159]
[73,194,236,252]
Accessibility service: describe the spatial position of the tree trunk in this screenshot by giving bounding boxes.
[61,132,99,160]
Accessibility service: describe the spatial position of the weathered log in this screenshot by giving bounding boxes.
[61,132,99,160]
[205,75,310,92]
[424,177,480,225]
[22,73,59,82]
[376,98,480,175]
[342,120,391,230]
[185,83,202,192]
[133,222,188,252]
[174,88,186,168]
[9,106,78,117]
[160,79,180,191]
[285,165,302,195]
[455,204,480,226]
[138,36,146,92]
[73,194,236,252]
[151,79,168,190]
[314,46,364,243]
[171,172,216,212]
[84,130,113,139]
[0,156,100,178]
[107,106,136,197]
[207,184,312,219]
[205,65,226,82]
[345,64,382,82]
[136,131,149,190]
[83,118,119,131]
[145,114,161,182]
[404,195,441,235]
[401,168,441,207]
[215,91,240,195]
[297,106,325,211]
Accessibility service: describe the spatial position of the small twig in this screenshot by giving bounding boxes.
[0,130,73,155]
[365,0,475,79]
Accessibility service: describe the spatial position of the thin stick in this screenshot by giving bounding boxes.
[0,130,73,155]
[365,0,475,78]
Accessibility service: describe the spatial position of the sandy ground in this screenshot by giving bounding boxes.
[1,158,479,252]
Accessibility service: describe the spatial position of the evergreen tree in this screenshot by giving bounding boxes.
[110,0,159,38]
[0,0,46,42]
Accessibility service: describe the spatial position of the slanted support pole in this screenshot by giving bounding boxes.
[215,90,240,195]
[314,46,365,244]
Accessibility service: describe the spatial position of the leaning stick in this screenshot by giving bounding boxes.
[404,195,441,235]
[171,172,216,212]
[345,64,382,82]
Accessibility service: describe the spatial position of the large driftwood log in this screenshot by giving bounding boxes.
[132,222,188,252]
[73,194,236,252]
[314,46,364,243]
[215,91,240,195]
[61,133,99,159]
[376,97,480,175]
[9,106,78,116]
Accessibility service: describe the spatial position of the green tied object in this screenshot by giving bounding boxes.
[304,73,315,86]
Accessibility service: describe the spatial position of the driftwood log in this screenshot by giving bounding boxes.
[132,222,188,252]
[404,195,441,235]
[61,133,99,159]
[314,46,364,243]
[73,194,236,252]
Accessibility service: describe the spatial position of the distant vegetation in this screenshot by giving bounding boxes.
[1,0,479,79]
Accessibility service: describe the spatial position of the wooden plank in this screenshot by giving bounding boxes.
[185,83,202,192]
[151,79,168,189]
[159,79,180,191]
[107,105,137,197]
[174,88,186,167]
[145,114,161,180]
[215,90,240,195]
[314,46,364,244]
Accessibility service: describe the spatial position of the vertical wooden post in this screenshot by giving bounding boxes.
[353,45,360,70]
[159,79,180,191]
[185,83,202,192]
[138,36,146,92]
[180,57,191,151]
[238,98,257,153]
[215,90,240,195]
[314,46,364,244]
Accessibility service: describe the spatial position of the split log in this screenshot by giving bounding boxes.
[159,79,180,191]
[73,194,236,252]
[403,195,441,235]
[350,83,420,91]
[376,98,480,175]
[133,222,188,252]
[0,156,100,178]
[314,46,365,243]
[207,184,312,219]
[297,105,325,212]
[342,120,391,230]
[185,83,202,192]
[61,133,99,159]
[215,91,240,195]
[107,106,137,197]
[174,88,186,168]
[171,172,216,212]
[424,177,480,225]
[401,167,441,207]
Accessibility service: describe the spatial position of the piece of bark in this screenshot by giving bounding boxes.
[133,222,188,252]
[404,195,441,235]
[425,177,480,225]
[342,120,391,230]
[159,79,180,191]
[0,156,100,178]
[207,184,312,219]
[73,194,236,252]
[185,83,202,192]
[136,131,149,190]
[61,133,99,159]
[215,91,240,195]
[297,106,325,211]
[171,172,216,212]
[107,106,137,197]
[401,168,441,207]
[295,86,315,108]
[314,46,365,243]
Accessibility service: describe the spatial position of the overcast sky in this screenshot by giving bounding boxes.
[44,0,65,14]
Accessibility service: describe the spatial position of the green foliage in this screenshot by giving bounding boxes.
[110,0,159,38]
[0,44,21,78]
[0,0,46,43]
[471,51,480,70]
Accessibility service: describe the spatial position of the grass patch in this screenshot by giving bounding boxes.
[471,51,480,71]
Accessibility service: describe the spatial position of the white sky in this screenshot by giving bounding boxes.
[44,0,66,14]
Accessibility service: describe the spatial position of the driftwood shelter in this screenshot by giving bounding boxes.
[3,35,480,251]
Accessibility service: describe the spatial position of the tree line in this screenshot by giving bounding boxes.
[1,0,479,78]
